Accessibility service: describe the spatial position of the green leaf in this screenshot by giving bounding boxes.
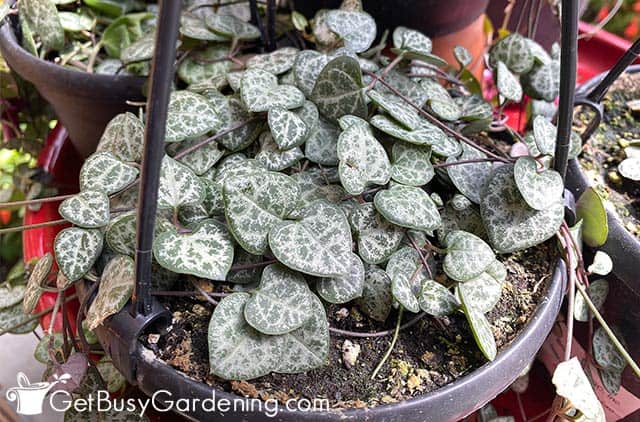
[34,333,64,363]
[552,358,605,421]
[269,201,353,277]
[443,230,494,282]
[294,50,334,97]
[429,98,462,122]
[419,279,459,316]
[446,143,492,204]
[456,95,493,122]
[367,90,422,130]
[587,251,612,276]
[532,115,557,155]
[357,265,393,321]
[85,255,135,330]
[102,12,154,58]
[79,152,139,195]
[171,138,224,176]
[55,228,103,282]
[96,112,145,162]
[180,12,228,41]
[241,68,305,113]
[154,219,234,281]
[370,115,459,156]
[489,33,534,74]
[496,61,523,103]
[523,60,560,102]
[480,165,563,253]
[387,247,427,313]
[178,44,232,85]
[218,96,262,151]
[205,13,261,40]
[20,0,64,51]
[0,302,39,334]
[337,117,390,195]
[457,262,505,314]
[374,185,441,232]
[22,253,53,314]
[59,190,110,229]
[223,170,299,255]
[593,326,626,372]
[451,194,472,211]
[165,91,224,143]
[105,212,136,256]
[96,356,126,393]
[304,117,340,166]
[390,142,434,187]
[244,264,315,335]
[599,367,623,395]
[316,253,365,304]
[618,157,640,181]
[397,28,432,56]
[325,10,376,53]
[349,202,404,264]
[574,278,608,322]
[0,284,25,310]
[454,45,472,68]
[513,156,563,211]
[576,187,609,248]
[311,56,367,122]
[267,106,309,150]
[375,70,428,107]
[58,12,94,32]
[255,132,304,171]
[247,47,299,75]
[120,31,155,64]
[158,156,205,210]
[458,286,497,361]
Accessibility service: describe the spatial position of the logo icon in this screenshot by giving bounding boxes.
[5,372,70,415]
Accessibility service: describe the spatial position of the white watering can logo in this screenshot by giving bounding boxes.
[5,372,70,415]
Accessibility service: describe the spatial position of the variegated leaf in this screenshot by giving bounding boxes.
[419,279,459,316]
[429,97,462,122]
[158,156,206,210]
[171,139,224,176]
[443,230,494,282]
[59,191,110,229]
[55,228,103,282]
[153,219,234,281]
[349,202,404,264]
[205,13,261,40]
[304,118,340,166]
[293,49,355,97]
[574,278,609,322]
[325,10,376,53]
[456,95,493,122]
[204,158,266,215]
[85,256,135,330]
[223,170,299,255]
[593,326,626,372]
[96,357,126,393]
[105,212,136,256]
[459,286,497,361]
[21,0,64,51]
[367,90,422,130]
[317,253,365,304]
[267,106,309,150]
[337,117,390,195]
[120,32,155,64]
[240,68,305,113]
[79,152,139,195]
[514,156,563,211]
[523,60,560,102]
[246,47,299,75]
[23,253,53,314]
[269,201,353,277]
[489,33,534,74]
[370,115,459,156]
[208,292,284,379]
[386,247,426,313]
[255,132,304,171]
[1,303,39,334]
[34,333,64,363]
[375,70,428,107]
[218,96,262,151]
[96,113,144,162]
[0,284,25,310]
[552,358,606,421]
[311,56,367,122]
[244,264,314,335]
[451,194,472,211]
[587,251,613,276]
[374,185,441,232]
[480,165,563,253]
[357,265,393,322]
[312,8,339,47]
[531,116,581,159]
[165,91,224,142]
[227,248,264,285]
[496,61,523,103]
[178,45,232,85]
[58,12,94,32]
[454,45,472,68]
[599,367,623,395]
[457,261,505,314]
[180,13,228,41]
[618,158,640,181]
[391,142,434,186]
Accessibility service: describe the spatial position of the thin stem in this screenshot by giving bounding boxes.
[0,219,68,235]
[1,194,75,208]
[329,312,428,338]
[408,234,433,278]
[192,282,219,306]
[433,158,502,169]
[48,292,63,336]
[558,228,575,362]
[0,294,78,337]
[371,307,404,379]
[174,118,259,160]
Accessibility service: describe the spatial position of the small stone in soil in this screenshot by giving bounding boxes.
[342,340,361,369]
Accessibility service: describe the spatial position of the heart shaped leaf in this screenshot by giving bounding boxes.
[454,46,472,68]
[443,230,495,282]
[574,278,608,322]
[255,132,304,171]
[376,70,428,107]
[370,115,459,156]
[158,156,206,210]
[325,10,376,53]
[480,165,564,253]
[419,279,459,316]
[0,284,26,310]
[218,96,262,151]
[317,253,365,304]
[120,31,155,64]
[80,152,139,195]
[513,156,563,211]
[523,60,560,102]
[23,253,53,314]
[178,45,232,85]
[337,117,391,195]
[205,13,261,40]
[180,12,228,41]
[223,170,300,255]
[267,106,309,150]
[593,326,626,371]
[59,190,110,229]
[599,367,623,395]
[105,212,136,256]
[304,117,340,166]
[446,144,492,204]
[165,91,224,143]
[458,286,497,361]
[576,187,608,248]
[1,303,39,334]
[349,202,404,264]
[390,142,434,187]
[311,56,367,122]
[496,61,523,103]
[244,264,315,335]
[457,262,505,314]
[367,90,422,130]
[374,185,441,232]
[55,228,103,282]
[96,113,144,162]
[386,247,427,313]
[21,0,64,51]
[246,47,299,75]
[241,68,306,113]
[587,251,612,276]
[429,98,462,122]
[489,33,534,74]
[357,265,393,322]
[552,358,605,421]
[154,219,233,281]
[85,255,135,330]
[269,201,353,277]
[618,157,640,181]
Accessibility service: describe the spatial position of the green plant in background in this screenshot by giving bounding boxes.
[584,0,640,40]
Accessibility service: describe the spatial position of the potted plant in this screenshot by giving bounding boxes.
[2,1,637,420]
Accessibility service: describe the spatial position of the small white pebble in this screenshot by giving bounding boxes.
[335,308,349,321]
[342,340,361,369]
[148,334,160,344]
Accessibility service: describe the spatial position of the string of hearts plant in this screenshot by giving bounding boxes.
[1,0,639,418]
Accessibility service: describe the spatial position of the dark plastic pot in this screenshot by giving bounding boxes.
[0,14,145,157]
[75,262,565,421]
[293,0,489,38]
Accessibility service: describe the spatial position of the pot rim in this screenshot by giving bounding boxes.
[121,259,566,421]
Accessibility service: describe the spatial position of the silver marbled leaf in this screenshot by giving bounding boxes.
[349,202,404,264]
[255,132,304,171]
[419,279,459,316]
[523,60,560,102]
[316,253,365,304]
[513,156,563,211]
[593,326,626,372]
[367,90,422,130]
[59,190,110,229]
[158,156,206,210]
[325,10,376,53]
[574,278,609,322]
[54,228,103,282]
[96,113,144,162]
[241,68,305,113]
[496,61,523,103]
[246,47,299,75]
[22,253,53,314]
[267,106,309,150]
[311,56,367,122]
[304,117,341,166]
[459,286,497,361]
[356,265,393,321]
[386,246,427,313]
[443,230,494,282]
[390,142,434,187]
[178,44,232,85]
[374,185,441,232]
[446,144,492,204]
[79,152,139,195]
[205,13,261,40]
[85,256,135,330]
[180,12,228,41]
[489,33,534,74]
